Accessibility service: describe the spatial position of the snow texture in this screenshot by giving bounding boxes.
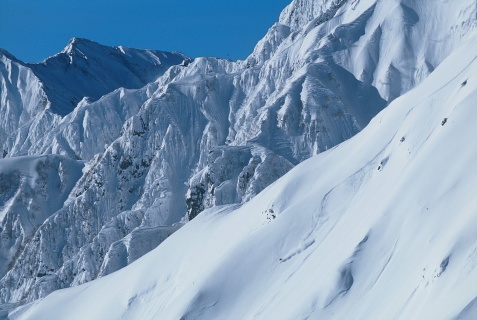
[10,34,477,320]
[0,0,476,314]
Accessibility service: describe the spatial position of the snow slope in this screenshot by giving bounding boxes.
[0,155,83,287]
[279,0,477,100]
[0,51,49,158]
[1,0,476,306]
[12,34,477,320]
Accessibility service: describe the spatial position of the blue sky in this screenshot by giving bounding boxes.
[0,0,291,63]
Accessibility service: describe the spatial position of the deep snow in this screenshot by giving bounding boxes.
[1,0,477,314]
[11,33,477,320]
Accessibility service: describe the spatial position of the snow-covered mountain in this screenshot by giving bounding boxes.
[0,39,189,157]
[0,0,476,314]
[10,26,477,320]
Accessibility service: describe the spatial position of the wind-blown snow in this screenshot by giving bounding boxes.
[12,35,477,320]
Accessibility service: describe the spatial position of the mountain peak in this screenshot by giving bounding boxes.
[61,37,104,57]
[24,38,190,116]
[279,0,347,32]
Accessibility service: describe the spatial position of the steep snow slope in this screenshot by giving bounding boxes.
[1,0,476,305]
[0,155,83,284]
[0,51,50,158]
[12,35,477,320]
[279,0,477,100]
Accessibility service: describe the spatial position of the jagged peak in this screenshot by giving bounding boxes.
[279,0,349,32]
[244,0,349,67]
[67,37,96,45]
[56,37,190,64]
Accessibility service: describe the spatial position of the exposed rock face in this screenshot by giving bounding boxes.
[0,0,475,304]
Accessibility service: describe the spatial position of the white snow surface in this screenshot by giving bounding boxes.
[12,35,477,320]
[0,155,83,280]
[0,39,189,157]
[0,0,476,309]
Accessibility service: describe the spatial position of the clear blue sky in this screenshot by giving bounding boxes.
[0,0,292,63]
